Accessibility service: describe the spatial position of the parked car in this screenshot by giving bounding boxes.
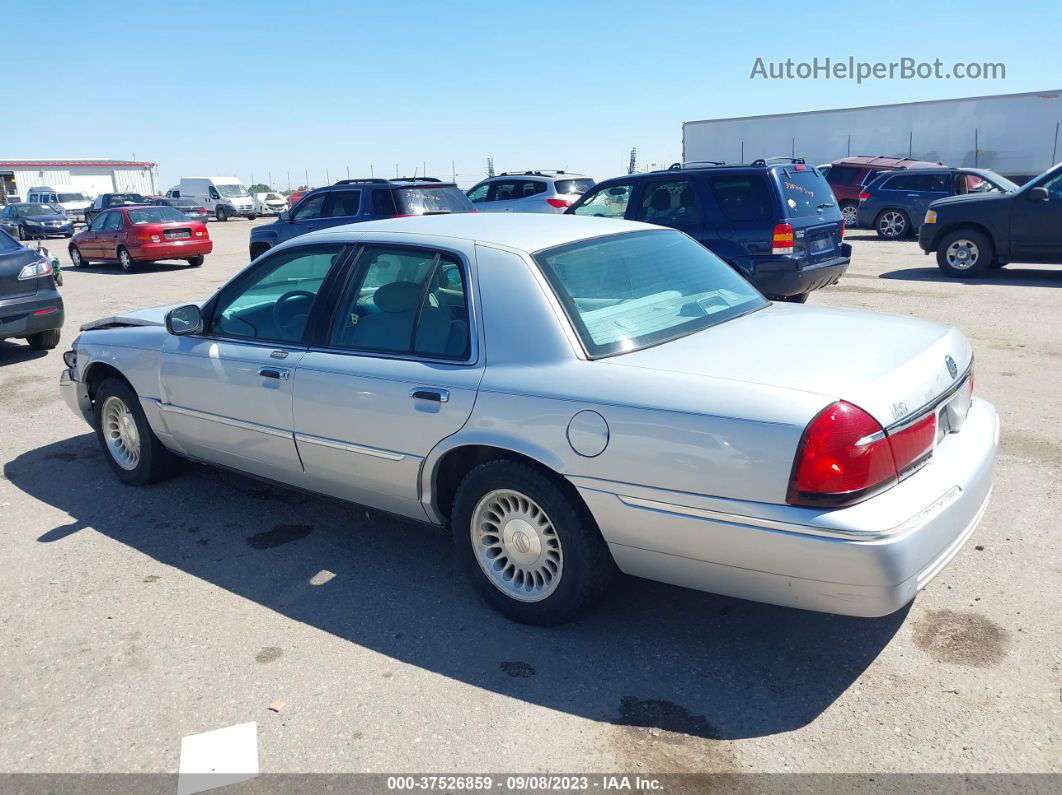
[466,171,594,213]
[25,187,92,223]
[254,191,288,216]
[0,228,63,350]
[69,205,211,271]
[84,193,146,225]
[857,168,1018,239]
[146,197,211,224]
[286,189,311,206]
[566,158,850,302]
[0,202,75,239]
[249,177,474,260]
[919,161,1062,277]
[168,177,256,221]
[59,214,996,625]
[826,156,945,226]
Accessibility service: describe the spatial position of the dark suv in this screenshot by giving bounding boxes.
[857,168,1016,239]
[84,193,146,225]
[826,156,945,226]
[566,158,851,302]
[918,162,1062,277]
[249,178,474,260]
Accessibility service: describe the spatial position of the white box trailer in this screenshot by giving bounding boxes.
[683,89,1062,182]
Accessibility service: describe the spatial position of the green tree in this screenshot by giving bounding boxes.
[249,183,272,194]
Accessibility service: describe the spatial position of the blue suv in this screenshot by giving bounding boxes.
[566,159,850,302]
[249,178,474,260]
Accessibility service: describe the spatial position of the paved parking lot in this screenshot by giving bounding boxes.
[0,219,1059,777]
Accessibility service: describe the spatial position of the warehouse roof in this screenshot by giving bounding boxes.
[0,159,156,169]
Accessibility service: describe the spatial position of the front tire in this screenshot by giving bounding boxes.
[247,213,257,221]
[216,206,229,222]
[875,209,910,239]
[93,378,177,486]
[936,229,993,278]
[451,459,615,625]
[69,245,86,267]
[27,329,60,350]
[117,246,135,271]
[186,255,204,267]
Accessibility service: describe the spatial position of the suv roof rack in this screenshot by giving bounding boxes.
[394,176,442,182]
[666,160,726,170]
[750,157,806,166]
[334,177,446,186]
[497,170,567,176]
[334,178,390,185]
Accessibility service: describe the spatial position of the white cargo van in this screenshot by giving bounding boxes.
[25,186,93,223]
[170,177,257,221]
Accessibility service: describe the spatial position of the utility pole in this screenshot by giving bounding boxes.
[486,157,494,177]
[452,160,456,183]
[305,169,309,189]
[395,163,399,178]
[286,171,290,191]
[628,147,637,174]
[370,164,374,177]
[326,168,330,184]
[346,165,350,179]
[268,171,272,189]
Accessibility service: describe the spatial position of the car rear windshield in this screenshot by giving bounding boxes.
[113,194,144,205]
[534,230,767,358]
[396,186,474,215]
[778,169,835,218]
[0,229,20,252]
[173,200,201,208]
[57,193,85,203]
[128,207,188,224]
[554,178,595,195]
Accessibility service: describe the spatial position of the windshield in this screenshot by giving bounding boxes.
[57,193,86,203]
[16,204,58,217]
[217,183,250,198]
[971,172,1019,193]
[127,207,188,224]
[554,178,595,195]
[778,169,836,218]
[534,230,767,357]
[265,193,283,201]
[396,186,473,215]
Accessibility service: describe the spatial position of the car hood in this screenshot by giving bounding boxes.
[21,213,70,223]
[929,191,1013,210]
[610,301,971,428]
[80,303,186,331]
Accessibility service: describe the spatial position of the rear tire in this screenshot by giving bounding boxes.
[451,458,615,625]
[936,229,992,278]
[875,209,910,239]
[840,202,858,227]
[93,377,177,486]
[186,255,204,267]
[775,292,810,303]
[117,246,135,271]
[27,329,60,350]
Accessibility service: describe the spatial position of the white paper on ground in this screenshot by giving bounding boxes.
[177,721,259,795]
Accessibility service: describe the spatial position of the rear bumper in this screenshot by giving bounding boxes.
[574,397,999,617]
[750,245,851,297]
[0,291,64,339]
[127,239,213,261]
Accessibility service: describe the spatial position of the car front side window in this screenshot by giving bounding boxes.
[466,183,490,202]
[329,246,470,360]
[103,212,124,231]
[210,245,345,344]
[88,213,107,231]
[572,183,634,218]
[292,193,326,221]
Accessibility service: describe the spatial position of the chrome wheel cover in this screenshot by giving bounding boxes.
[878,211,906,237]
[841,205,857,226]
[471,489,563,602]
[102,395,141,471]
[119,249,132,270]
[945,239,979,270]
[70,247,81,266]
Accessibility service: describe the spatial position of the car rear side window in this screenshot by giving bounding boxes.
[102,212,124,230]
[396,187,474,215]
[329,246,470,359]
[706,175,772,221]
[372,190,399,215]
[554,178,594,195]
[777,169,835,218]
[571,183,634,218]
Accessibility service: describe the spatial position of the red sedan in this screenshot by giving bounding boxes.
[69,205,212,271]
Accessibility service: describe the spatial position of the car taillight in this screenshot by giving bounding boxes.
[17,258,53,280]
[788,401,941,508]
[771,223,794,255]
[546,198,572,208]
[858,191,871,201]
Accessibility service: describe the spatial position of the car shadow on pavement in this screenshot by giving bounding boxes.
[67,262,198,275]
[0,340,49,366]
[7,435,908,742]
[879,266,1062,288]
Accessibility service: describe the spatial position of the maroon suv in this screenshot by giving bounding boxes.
[825,156,945,226]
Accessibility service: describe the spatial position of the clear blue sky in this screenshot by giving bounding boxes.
[8,0,1061,189]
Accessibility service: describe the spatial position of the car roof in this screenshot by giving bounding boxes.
[485,172,589,181]
[305,213,652,253]
[832,156,943,169]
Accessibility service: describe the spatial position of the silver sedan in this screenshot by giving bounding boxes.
[59,214,998,625]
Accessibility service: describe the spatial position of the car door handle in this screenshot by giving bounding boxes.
[410,388,449,403]
[906,193,920,197]
[258,367,289,380]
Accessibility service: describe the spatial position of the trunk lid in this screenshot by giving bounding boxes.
[612,302,971,428]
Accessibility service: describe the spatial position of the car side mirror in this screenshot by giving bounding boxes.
[165,304,203,336]
[1028,186,1049,202]
[279,210,291,221]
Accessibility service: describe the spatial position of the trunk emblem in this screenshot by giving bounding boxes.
[945,355,958,379]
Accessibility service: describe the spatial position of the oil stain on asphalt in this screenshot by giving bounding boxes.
[911,609,1009,667]
[256,647,282,664]
[500,661,536,678]
[246,524,313,550]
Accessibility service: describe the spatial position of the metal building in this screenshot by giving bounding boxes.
[683,89,1062,182]
[0,158,158,202]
